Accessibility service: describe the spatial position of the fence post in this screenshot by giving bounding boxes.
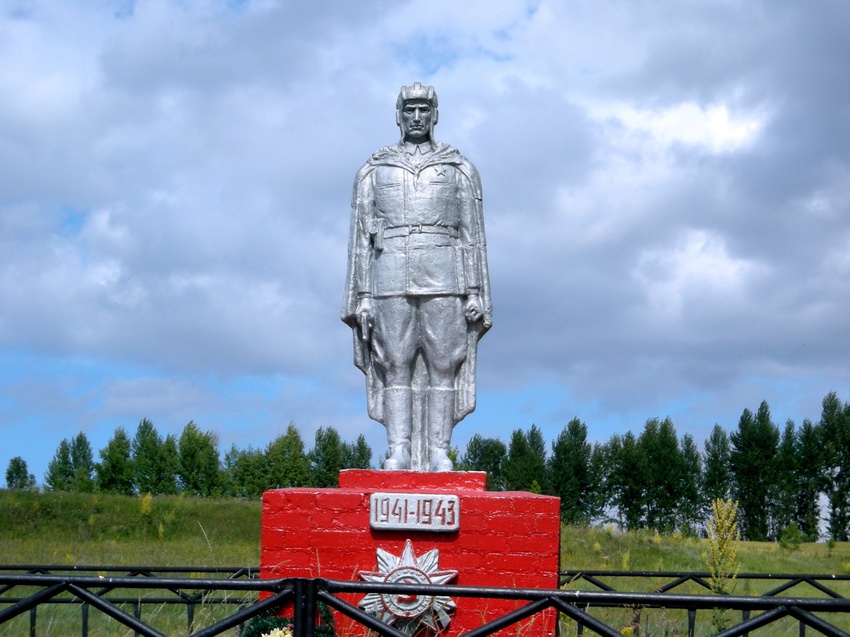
[576,603,587,635]
[304,579,317,637]
[81,601,89,637]
[293,579,306,637]
[292,578,317,637]
[687,608,695,637]
[187,602,195,633]
[741,609,750,637]
[134,599,141,637]
[29,606,36,637]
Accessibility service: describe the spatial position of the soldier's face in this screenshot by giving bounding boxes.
[399,100,433,143]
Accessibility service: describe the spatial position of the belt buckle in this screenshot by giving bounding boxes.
[412,224,422,234]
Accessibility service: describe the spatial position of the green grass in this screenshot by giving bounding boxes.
[3,491,850,636]
[0,490,261,636]
[0,489,261,566]
[561,524,850,575]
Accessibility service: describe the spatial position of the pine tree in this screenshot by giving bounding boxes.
[459,434,506,490]
[547,418,592,524]
[678,433,704,535]
[502,429,531,492]
[342,434,372,469]
[608,432,645,530]
[44,439,74,491]
[159,434,180,495]
[309,427,346,488]
[795,418,823,541]
[703,424,732,502]
[96,427,134,495]
[527,424,547,489]
[70,432,96,493]
[773,420,799,537]
[177,421,221,497]
[131,419,178,495]
[821,391,850,540]
[132,419,162,494]
[502,425,547,493]
[266,423,310,489]
[639,417,682,533]
[730,402,779,541]
[5,456,36,490]
[638,418,684,533]
[587,442,610,523]
[222,445,268,499]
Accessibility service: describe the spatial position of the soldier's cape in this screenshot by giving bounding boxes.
[341,141,492,428]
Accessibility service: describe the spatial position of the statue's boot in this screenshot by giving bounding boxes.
[428,388,455,472]
[383,386,412,470]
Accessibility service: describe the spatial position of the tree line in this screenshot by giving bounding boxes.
[458,391,850,543]
[5,419,372,500]
[6,390,850,542]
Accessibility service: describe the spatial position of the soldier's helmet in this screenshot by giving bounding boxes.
[395,82,439,129]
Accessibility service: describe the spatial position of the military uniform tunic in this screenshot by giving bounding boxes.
[352,143,482,301]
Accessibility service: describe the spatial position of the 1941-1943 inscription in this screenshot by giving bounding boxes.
[370,492,459,531]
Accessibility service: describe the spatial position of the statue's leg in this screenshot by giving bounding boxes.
[420,296,467,472]
[383,386,412,470]
[372,296,416,470]
[426,388,455,471]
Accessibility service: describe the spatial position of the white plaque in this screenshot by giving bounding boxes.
[370,493,459,531]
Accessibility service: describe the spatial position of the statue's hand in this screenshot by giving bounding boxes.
[356,297,374,342]
[464,294,483,323]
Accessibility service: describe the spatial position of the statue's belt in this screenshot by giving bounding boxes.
[370,221,457,250]
[383,224,458,239]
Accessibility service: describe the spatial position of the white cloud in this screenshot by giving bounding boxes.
[633,229,767,324]
[584,99,765,154]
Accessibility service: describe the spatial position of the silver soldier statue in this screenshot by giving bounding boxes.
[342,83,492,472]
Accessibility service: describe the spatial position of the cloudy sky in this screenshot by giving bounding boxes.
[2,0,849,482]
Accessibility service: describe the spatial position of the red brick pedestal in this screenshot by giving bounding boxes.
[261,470,560,636]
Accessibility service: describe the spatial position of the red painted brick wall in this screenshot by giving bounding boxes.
[261,470,560,637]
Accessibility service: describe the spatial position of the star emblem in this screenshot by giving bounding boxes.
[358,539,457,635]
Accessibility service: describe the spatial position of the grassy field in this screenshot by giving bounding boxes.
[0,490,262,636]
[0,489,261,567]
[2,490,850,636]
[561,524,850,575]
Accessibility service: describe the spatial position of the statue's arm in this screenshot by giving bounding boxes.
[456,164,485,323]
[351,168,376,339]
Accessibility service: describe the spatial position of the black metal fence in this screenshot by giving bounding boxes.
[0,566,258,636]
[2,567,850,637]
[559,570,850,636]
[560,569,850,598]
